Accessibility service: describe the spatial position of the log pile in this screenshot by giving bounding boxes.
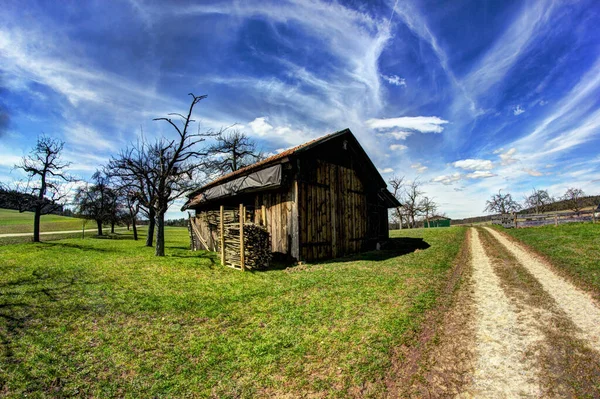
[222,222,271,270]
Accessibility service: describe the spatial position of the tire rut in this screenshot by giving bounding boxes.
[484,227,600,351]
[467,228,541,397]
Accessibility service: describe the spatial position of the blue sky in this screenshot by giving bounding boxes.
[1,0,600,219]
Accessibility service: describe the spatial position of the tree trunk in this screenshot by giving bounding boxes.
[155,211,165,256]
[132,217,138,241]
[146,208,155,247]
[33,206,41,242]
[111,221,115,234]
[96,219,103,236]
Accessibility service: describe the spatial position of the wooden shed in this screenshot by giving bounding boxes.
[182,129,400,264]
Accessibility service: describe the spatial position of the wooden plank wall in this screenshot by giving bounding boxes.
[253,190,293,255]
[298,160,368,261]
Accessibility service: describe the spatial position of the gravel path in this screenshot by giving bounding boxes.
[468,228,541,398]
[485,227,600,352]
[0,226,137,238]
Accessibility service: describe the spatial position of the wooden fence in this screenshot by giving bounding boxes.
[492,209,598,228]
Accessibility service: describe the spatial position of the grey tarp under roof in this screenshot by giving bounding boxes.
[186,164,282,208]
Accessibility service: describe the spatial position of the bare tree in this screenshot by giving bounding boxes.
[151,93,219,256]
[73,171,116,236]
[14,135,74,242]
[205,129,263,175]
[388,175,406,229]
[404,180,424,228]
[524,188,554,214]
[420,196,438,228]
[562,187,585,213]
[107,140,158,247]
[484,190,521,214]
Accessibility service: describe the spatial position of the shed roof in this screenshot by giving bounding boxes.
[183,129,399,209]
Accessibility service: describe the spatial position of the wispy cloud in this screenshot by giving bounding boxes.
[466,170,496,179]
[513,105,525,115]
[389,144,408,151]
[498,148,518,165]
[411,162,428,173]
[366,116,448,133]
[452,159,494,171]
[432,173,462,185]
[381,74,406,87]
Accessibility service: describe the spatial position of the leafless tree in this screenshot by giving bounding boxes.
[562,187,585,213]
[404,180,424,228]
[484,190,521,214]
[388,175,406,229]
[14,135,74,242]
[106,141,158,246]
[420,196,438,228]
[205,129,263,175]
[151,93,219,256]
[524,188,554,214]
[73,171,116,236]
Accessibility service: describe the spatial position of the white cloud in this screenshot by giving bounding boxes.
[389,144,407,151]
[389,131,412,140]
[498,148,518,165]
[522,168,543,176]
[248,117,273,136]
[381,74,406,87]
[247,116,314,147]
[513,105,525,115]
[410,162,428,173]
[378,167,394,174]
[432,173,462,185]
[452,158,494,171]
[466,170,496,179]
[366,116,449,133]
[539,99,548,106]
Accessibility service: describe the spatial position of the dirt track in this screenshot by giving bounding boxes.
[460,227,600,398]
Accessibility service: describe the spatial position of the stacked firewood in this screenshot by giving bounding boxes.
[222,222,272,270]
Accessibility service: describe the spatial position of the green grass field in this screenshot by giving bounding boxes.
[0,208,86,235]
[498,223,600,298]
[0,226,466,398]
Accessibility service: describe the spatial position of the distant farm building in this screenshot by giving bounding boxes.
[182,129,400,267]
[424,216,451,228]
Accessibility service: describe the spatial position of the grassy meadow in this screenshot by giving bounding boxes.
[0,208,86,235]
[0,226,466,398]
[497,223,600,298]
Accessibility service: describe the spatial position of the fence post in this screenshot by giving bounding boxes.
[240,203,245,271]
[554,214,558,227]
[220,205,225,266]
[514,213,517,229]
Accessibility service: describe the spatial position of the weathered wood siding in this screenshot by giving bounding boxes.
[298,159,375,261]
[252,189,294,257]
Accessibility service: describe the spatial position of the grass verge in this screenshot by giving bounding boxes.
[1,226,465,398]
[493,223,600,299]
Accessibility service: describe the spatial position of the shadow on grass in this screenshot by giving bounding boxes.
[0,268,93,389]
[252,237,431,272]
[42,242,115,253]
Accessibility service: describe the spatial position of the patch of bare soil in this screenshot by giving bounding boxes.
[386,229,474,398]
[485,227,600,352]
[466,228,541,398]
